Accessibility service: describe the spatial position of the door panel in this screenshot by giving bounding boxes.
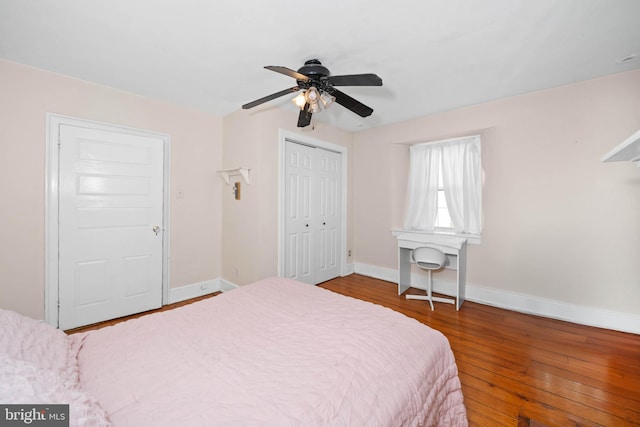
[75,260,109,306]
[315,149,341,283]
[284,141,341,285]
[284,143,315,284]
[58,124,164,330]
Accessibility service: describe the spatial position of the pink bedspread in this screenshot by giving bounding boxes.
[76,277,467,426]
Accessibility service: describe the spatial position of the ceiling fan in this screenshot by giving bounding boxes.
[242,59,383,127]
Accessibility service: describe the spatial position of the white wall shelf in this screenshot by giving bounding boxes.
[217,167,251,185]
[602,129,640,167]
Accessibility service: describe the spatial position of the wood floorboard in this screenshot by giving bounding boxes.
[65,292,220,334]
[68,274,640,426]
[464,395,517,426]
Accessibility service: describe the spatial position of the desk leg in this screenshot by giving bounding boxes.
[456,244,466,310]
[398,247,411,295]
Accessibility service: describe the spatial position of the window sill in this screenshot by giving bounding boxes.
[391,228,481,245]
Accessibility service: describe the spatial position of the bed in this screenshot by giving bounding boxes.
[0,277,467,426]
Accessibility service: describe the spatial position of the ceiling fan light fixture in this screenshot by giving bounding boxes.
[305,87,320,104]
[292,92,307,109]
[309,101,322,113]
[320,92,335,108]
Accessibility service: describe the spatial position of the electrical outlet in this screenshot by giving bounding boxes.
[200,283,208,290]
[348,250,352,257]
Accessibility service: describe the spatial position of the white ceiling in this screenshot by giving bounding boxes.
[1,0,639,131]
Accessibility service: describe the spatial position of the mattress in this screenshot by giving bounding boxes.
[76,277,467,426]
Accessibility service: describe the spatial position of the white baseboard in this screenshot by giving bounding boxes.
[219,278,239,292]
[466,285,640,335]
[354,263,640,335]
[342,263,355,276]
[354,263,397,283]
[168,279,218,304]
[169,278,240,304]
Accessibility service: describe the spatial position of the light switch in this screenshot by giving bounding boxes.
[176,189,184,198]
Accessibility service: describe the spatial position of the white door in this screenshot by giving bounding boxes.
[315,149,341,283]
[284,141,341,285]
[285,142,315,284]
[58,124,164,330]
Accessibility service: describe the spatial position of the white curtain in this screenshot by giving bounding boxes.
[403,143,441,230]
[403,135,482,234]
[441,135,482,234]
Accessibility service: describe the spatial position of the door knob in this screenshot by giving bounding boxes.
[153,226,161,236]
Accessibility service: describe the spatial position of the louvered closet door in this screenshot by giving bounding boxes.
[284,141,342,285]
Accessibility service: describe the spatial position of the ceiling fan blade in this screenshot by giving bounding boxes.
[297,104,312,127]
[265,66,310,81]
[242,86,300,109]
[327,73,382,86]
[332,89,374,117]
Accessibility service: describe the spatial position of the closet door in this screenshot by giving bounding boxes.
[315,149,341,283]
[285,142,315,284]
[284,141,341,285]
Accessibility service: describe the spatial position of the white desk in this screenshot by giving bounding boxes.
[392,231,467,310]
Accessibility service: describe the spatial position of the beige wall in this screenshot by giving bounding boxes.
[0,59,223,319]
[2,55,638,326]
[221,108,353,285]
[353,69,640,316]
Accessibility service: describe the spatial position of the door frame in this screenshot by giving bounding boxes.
[277,129,348,282]
[44,114,171,327]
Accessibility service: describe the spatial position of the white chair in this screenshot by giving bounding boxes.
[406,247,455,310]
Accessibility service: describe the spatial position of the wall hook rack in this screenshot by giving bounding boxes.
[217,167,251,185]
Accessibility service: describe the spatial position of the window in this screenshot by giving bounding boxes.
[403,135,482,237]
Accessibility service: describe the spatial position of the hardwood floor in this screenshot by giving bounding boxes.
[65,293,220,334]
[68,275,640,426]
[320,275,640,427]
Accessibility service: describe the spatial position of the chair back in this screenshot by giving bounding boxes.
[411,247,448,270]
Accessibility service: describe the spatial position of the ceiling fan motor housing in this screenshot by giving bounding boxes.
[297,59,330,88]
